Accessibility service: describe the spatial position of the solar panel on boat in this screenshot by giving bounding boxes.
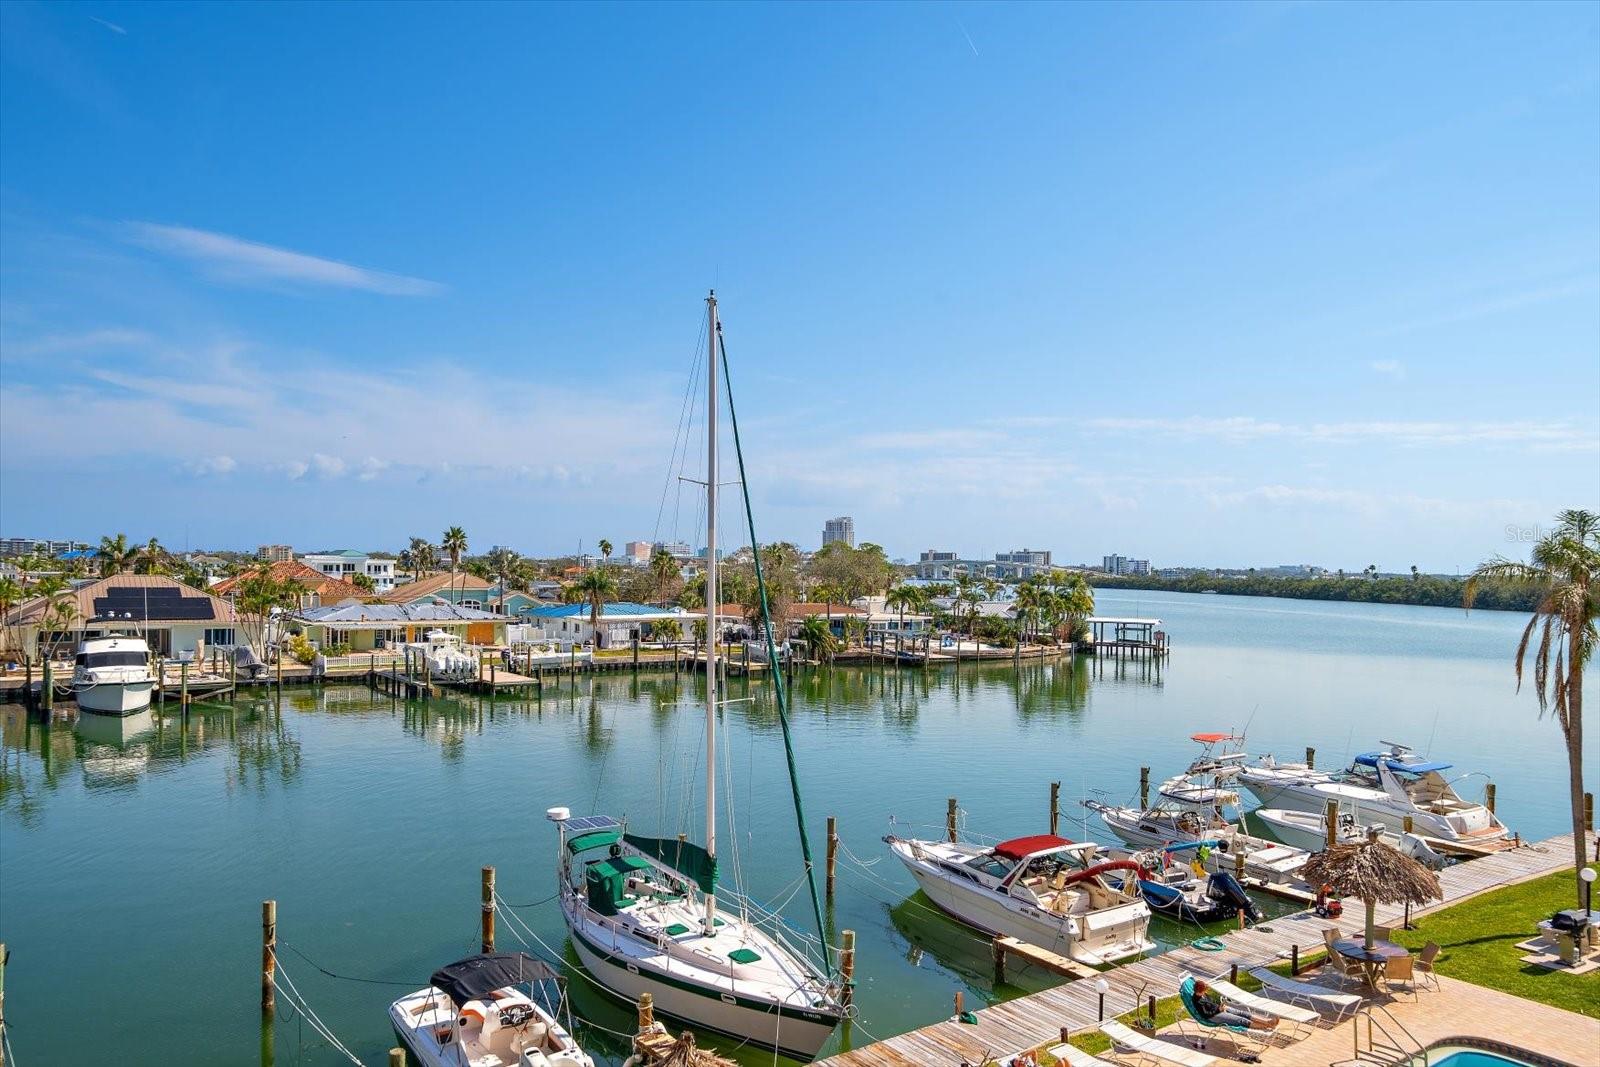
[565,815,621,832]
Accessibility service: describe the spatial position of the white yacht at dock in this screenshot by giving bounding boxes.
[71,634,156,715]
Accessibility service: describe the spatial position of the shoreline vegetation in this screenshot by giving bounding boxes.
[1089,572,1540,612]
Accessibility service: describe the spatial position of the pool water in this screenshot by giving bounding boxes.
[1420,1046,1544,1066]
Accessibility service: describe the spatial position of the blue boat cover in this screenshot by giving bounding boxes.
[1354,752,1452,773]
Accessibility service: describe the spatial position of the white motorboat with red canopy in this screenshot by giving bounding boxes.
[389,951,593,1067]
[884,831,1154,965]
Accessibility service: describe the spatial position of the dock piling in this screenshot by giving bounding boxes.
[481,866,495,953]
[1585,792,1594,832]
[1139,767,1150,809]
[1486,783,1497,814]
[953,989,964,1020]
[388,1050,405,1067]
[1326,800,1339,846]
[180,660,189,711]
[1049,781,1060,836]
[839,930,856,1008]
[946,797,958,843]
[992,937,1006,985]
[826,816,838,901]
[1290,943,1299,976]
[261,899,277,1018]
[638,991,655,1029]
[1305,746,1315,770]
[41,656,52,713]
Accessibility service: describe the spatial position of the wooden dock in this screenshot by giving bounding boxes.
[816,832,1589,1066]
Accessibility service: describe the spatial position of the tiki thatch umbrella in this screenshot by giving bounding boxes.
[1303,826,1443,949]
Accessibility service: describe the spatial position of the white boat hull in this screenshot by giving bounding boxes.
[1094,806,1309,879]
[75,679,155,715]
[890,841,1152,965]
[1238,771,1506,843]
[565,915,837,1061]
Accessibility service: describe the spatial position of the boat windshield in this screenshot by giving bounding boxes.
[965,853,1015,879]
[79,651,147,668]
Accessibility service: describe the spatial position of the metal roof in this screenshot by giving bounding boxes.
[527,602,687,619]
[297,602,504,624]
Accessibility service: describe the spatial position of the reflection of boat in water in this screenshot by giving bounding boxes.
[887,892,1057,994]
[75,708,156,746]
[75,708,156,783]
[389,952,594,1067]
[72,634,155,715]
[885,832,1154,965]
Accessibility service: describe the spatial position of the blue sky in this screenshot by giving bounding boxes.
[2,1,1596,571]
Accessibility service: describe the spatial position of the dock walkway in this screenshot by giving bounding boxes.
[817,832,1587,1066]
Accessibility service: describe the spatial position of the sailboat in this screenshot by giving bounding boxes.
[550,293,845,1061]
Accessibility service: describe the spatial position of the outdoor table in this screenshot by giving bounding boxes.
[1332,937,1410,989]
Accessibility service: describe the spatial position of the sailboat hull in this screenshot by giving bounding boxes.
[566,923,837,1061]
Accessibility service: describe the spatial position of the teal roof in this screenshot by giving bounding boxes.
[528,602,683,619]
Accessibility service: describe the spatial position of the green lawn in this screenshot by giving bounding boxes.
[1388,861,1599,1019]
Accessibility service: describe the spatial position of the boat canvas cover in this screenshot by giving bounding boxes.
[994,834,1074,861]
[624,833,718,893]
[1354,752,1451,774]
[430,953,555,1006]
[566,829,621,854]
[586,855,653,915]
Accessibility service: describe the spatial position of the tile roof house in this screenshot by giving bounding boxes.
[3,574,238,660]
[380,572,495,609]
[211,560,371,608]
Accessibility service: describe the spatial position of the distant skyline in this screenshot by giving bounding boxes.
[2,2,1596,573]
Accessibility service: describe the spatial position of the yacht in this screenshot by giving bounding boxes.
[389,952,593,1067]
[1253,808,1447,868]
[408,629,479,681]
[71,634,155,715]
[884,832,1154,965]
[1238,742,1508,844]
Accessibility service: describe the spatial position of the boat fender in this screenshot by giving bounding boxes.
[1192,936,1226,952]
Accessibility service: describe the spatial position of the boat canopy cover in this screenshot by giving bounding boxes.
[430,953,555,1006]
[586,855,653,915]
[1355,752,1451,774]
[994,834,1074,861]
[566,829,622,854]
[624,833,718,893]
[1190,732,1237,743]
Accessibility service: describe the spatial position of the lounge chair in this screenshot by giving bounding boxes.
[1175,976,1267,1059]
[1046,1044,1117,1067]
[1203,977,1317,1038]
[1098,1020,1218,1067]
[1383,955,1418,1000]
[1414,942,1441,991]
[1247,967,1363,1020]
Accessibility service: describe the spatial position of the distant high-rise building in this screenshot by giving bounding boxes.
[257,544,294,563]
[1102,554,1151,577]
[996,548,1052,567]
[822,516,855,548]
[624,541,654,564]
[920,549,957,562]
[655,541,693,559]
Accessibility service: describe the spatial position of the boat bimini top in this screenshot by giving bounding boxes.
[429,953,557,1007]
[1352,750,1452,775]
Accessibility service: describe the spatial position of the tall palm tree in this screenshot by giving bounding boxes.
[485,546,520,614]
[572,568,618,648]
[798,615,838,663]
[885,585,925,639]
[97,533,139,577]
[1466,509,1598,905]
[651,547,679,608]
[598,539,613,564]
[407,537,438,577]
[441,526,468,601]
[136,537,169,575]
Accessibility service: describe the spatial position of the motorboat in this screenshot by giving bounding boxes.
[1238,741,1508,844]
[551,812,844,1061]
[1254,808,1448,869]
[389,951,593,1067]
[1102,842,1262,925]
[884,832,1154,965]
[409,629,479,681]
[71,634,155,715]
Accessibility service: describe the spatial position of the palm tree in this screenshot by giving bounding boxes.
[885,585,925,640]
[1466,509,1598,905]
[135,537,170,575]
[654,618,682,646]
[1410,565,1420,581]
[651,547,679,607]
[441,526,468,601]
[407,537,438,577]
[484,547,521,614]
[572,568,618,648]
[798,615,838,663]
[598,539,613,564]
[97,533,139,577]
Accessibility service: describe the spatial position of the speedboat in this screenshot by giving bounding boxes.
[389,951,593,1067]
[884,832,1154,965]
[1254,808,1448,869]
[71,634,155,715]
[1238,741,1508,844]
[550,812,843,1061]
[410,630,479,681]
[1102,842,1262,925]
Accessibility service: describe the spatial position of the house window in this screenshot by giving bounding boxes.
[204,628,236,645]
[461,599,482,610]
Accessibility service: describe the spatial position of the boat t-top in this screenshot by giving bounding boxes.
[71,633,156,716]
[408,629,478,681]
[389,951,593,1067]
[1238,741,1508,844]
[884,832,1154,965]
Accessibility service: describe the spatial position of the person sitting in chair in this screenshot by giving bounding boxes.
[1192,980,1280,1031]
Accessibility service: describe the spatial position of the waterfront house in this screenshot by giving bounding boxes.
[3,574,237,661]
[524,602,693,649]
[855,595,934,635]
[292,601,507,651]
[211,559,373,611]
[380,572,496,609]
[300,549,398,592]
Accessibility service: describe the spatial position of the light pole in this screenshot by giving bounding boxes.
[1581,866,1596,917]
[1095,976,1110,1021]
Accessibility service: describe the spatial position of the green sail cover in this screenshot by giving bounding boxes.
[624,834,718,894]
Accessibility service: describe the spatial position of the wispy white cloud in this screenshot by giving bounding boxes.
[124,223,444,296]
[88,15,127,35]
[183,454,236,476]
[1368,359,1406,380]
[1085,415,1597,450]
[1375,275,1598,337]
[5,327,150,356]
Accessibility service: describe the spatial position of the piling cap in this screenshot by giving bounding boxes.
[546,806,571,823]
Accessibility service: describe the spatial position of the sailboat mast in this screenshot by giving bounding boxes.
[704,289,719,934]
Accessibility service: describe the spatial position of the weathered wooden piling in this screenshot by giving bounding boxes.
[1290,943,1300,976]
[41,656,53,713]
[481,866,496,953]
[946,797,959,843]
[180,660,189,711]
[1486,783,1496,814]
[261,899,277,1018]
[992,937,1007,985]
[1139,766,1150,809]
[388,1049,404,1067]
[1585,792,1595,832]
[826,816,838,901]
[839,930,856,1008]
[1049,781,1060,836]
[1305,746,1315,769]
[1325,799,1339,846]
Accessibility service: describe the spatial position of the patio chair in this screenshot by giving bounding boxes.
[1175,976,1267,1060]
[1372,925,1394,941]
[1045,1044,1116,1067]
[1321,940,1366,988]
[1247,967,1364,1021]
[1383,955,1418,1000]
[1098,1020,1218,1067]
[1414,942,1441,991]
[1203,976,1317,1038]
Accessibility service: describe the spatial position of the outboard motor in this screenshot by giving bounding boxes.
[1398,831,1447,870]
[1206,871,1261,924]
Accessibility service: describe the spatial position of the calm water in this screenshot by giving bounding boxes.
[2,590,1594,1066]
